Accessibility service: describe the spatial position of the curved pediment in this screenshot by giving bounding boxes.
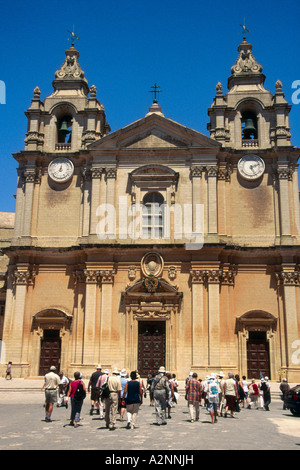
[32,308,72,330]
[235,309,277,333]
[130,164,179,187]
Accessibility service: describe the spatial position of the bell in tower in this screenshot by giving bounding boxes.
[57,116,72,143]
[242,114,257,140]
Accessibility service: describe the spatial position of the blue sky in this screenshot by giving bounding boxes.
[1,0,300,212]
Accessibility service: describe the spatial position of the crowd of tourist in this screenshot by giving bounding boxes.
[40,364,281,428]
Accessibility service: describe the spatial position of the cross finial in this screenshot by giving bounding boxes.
[68,25,79,46]
[149,83,162,104]
[240,17,250,40]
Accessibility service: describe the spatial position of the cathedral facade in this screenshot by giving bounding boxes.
[1,37,300,381]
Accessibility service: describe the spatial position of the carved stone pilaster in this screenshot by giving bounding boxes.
[91,167,102,179]
[217,164,233,182]
[105,168,117,179]
[83,269,101,284]
[206,269,223,284]
[277,166,294,181]
[190,268,225,285]
[190,166,204,178]
[13,267,36,286]
[190,269,207,284]
[23,169,36,183]
[100,269,116,284]
[206,166,218,178]
[220,266,236,285]
[275,269,300,286]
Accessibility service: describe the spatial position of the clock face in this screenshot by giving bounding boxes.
[48,158,74,183]
[238,155,265,181]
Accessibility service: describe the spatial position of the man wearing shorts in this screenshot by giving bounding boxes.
[41,365,61,422]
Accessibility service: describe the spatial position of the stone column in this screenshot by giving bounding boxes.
[206,269,222,367]
[276,266,300,375]
[81,167,92,237]
[13,169,25,238]
[89,166,102,235]
[217,163,232,236]
[72,270,86,364]
[22,168,36,237]
[105,168,117,239]
[10,265,35,368]
[207,166,218,236]
[190,166,203,233]
[190,269,207,367]
[99,269,116,366]
[277,167,292,240]
[82,269,101,365]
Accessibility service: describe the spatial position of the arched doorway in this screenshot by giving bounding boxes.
[32,309,72,377]
[39,329,61,376]
[236,310,277,380]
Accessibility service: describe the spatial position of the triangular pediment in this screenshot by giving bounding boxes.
[88,112,221,150]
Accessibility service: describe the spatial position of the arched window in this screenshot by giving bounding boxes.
[142,192,164,239]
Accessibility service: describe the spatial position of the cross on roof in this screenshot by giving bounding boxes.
[240,18,250,40]
[149,83,162,104]
[68,25,79,46]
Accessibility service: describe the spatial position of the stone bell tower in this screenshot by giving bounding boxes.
[13,42,111,244]
[207,37,292,149]
[24,42,110,154]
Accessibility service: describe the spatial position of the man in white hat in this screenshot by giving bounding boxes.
[88,365,103,416]
[41,365,61,422]
[105,369,122,430]
[150,366,170,426]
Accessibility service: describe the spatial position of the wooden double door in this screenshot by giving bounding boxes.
[39,329,61,376]
[247,331,270,379]
[138,321,166,377]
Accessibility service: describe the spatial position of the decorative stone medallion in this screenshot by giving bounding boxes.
[141,252,164,278]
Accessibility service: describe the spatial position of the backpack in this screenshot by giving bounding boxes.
[74,380,86,401]
[261,382,268,392]
[100,381,110,399]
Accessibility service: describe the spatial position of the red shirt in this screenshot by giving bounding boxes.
[69,380,83,398]
[250,383,259,395]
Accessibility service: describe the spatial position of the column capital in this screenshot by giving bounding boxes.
[105,167,117,179]
[12,266,36,286]
[275,268,300,286]
[190,166,204,178]
[206,166,218,178]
